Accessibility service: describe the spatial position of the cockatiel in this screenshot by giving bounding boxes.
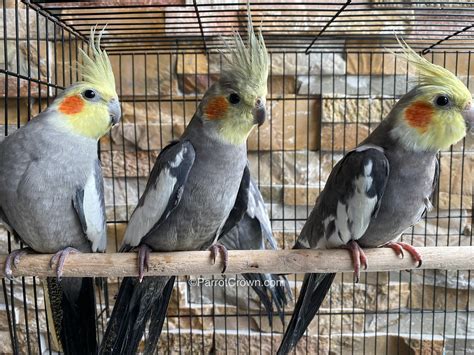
[99,13,269,355]
[218,175,292,324]
[277,40,474,354]
[0,28,120,354]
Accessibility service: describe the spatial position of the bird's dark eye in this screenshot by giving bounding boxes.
[229,93,240,105]
[83,89,96,100]
[436,95,449,107]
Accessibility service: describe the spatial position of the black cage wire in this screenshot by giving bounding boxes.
[0,0,473,354]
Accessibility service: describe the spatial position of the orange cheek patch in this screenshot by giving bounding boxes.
[58,95,84,115]
[404,101,434,133]
[205,96,228,120]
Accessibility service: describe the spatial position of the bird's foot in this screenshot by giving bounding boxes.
[208,244,228,273]
[342,240,368,283]
[49,247,80,281]
[138,244,152,282]
[4,247,33,281]
[383,241,422,267]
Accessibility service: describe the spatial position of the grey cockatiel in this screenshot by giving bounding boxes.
[277,41,474,354]
[218,175,292,324]
[0,29,120,355]
[99,14,269,355]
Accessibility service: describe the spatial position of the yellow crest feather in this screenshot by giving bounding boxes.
[78,26,117,98]
[220,7,269,95]
[392,37,471,102]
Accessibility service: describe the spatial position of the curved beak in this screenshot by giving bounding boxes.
[108,98,121,126]
[252,98,266,127]
[462,102,474,134]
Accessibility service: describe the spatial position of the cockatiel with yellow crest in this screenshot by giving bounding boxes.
[99,12,268,355]
[0,28,120,354]
[277,40,473,354]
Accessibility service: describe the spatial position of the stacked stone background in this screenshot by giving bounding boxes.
[0,0,473,354]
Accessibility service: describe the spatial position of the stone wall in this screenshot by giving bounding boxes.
[0,1,473,354]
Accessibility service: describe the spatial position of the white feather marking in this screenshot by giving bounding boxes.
[346,160,377,240]
[123,168,177,247]
[83,172,106,252]
[170,146,186,168]
[320,159,378,249]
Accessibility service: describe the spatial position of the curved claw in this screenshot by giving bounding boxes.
[49,247,80,281]
[209,244,229,273]
[343,240,368,283]
[384,241,422,267]
[4,248,32,281]
[385,242,405,259]
[138,244,152,283]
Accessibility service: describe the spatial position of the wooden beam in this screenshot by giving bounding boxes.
[1,246,473,278]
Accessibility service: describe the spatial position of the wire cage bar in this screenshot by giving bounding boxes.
[0,0,473,354]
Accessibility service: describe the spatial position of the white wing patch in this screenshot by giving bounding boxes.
[83,172,106,252]
[123,168,177,247]
[317,159,378,249]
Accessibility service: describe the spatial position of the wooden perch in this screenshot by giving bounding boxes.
[0,246,473,278]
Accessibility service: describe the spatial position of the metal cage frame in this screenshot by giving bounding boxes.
[0,1,472,354]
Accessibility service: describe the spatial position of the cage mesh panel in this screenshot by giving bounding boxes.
[0,0,472,354]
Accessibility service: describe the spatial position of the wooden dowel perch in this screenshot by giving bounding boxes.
[0,246,473,278]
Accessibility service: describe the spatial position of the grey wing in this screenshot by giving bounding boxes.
[246,177,276,250]
[217,165,250,242]
[297,145,390,249]
[427,156,439,211]
[121,140,196,249]
[73,160,107,252]
[219,174,275,251]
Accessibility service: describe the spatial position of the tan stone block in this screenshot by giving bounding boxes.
[430,52,474,78]
[165,7,239,37]
[176,53,210,75]
[176,74,218,95]
[283,185,320,206]
[106,223,127,252]
[110,54,178,97]
[0,40,54,97]
[272,230,298,250]
[0,98,48,125]
[110,121,185,152]
[248,150,342,187]
[340,8,413,39]
[401,336,445,355]
[120,99,198,125]
[320,123,371,151]
[248,96,320,151]
[438,152,473,210]
[53,41,80,89]
[167,281,190,314]
[322,97,395,123]
[325,281,410,313]
[270,51,346,76]
[101,150,159,178]
[346,41,414,76]
[2,282,45,312]
[0,305,19,331]
[177,74,297,95]
[0,330,13,353]
[410,284,474,312]
[269,76,297,95]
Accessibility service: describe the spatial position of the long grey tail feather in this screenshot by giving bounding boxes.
[99,276,170,355]
[242,273,276,324]
[277,273,336,355]
[144,276,176,354]
[46,277,98,355]
[243,273,292,324]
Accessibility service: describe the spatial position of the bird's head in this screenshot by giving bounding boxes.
[50,28,120,140]
[389,39,473,152]
[198,10,269,146]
